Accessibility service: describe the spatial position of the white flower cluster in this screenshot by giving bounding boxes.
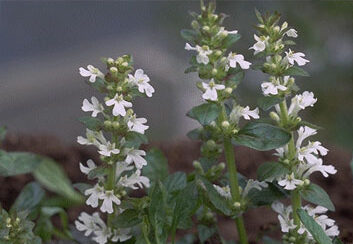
[272,202,339,238]
[76,63,153,243]
[274,126,336,190]
[214,179,268,200]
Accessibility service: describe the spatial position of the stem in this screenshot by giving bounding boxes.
[291,190,301,227]
[224,137,249,244]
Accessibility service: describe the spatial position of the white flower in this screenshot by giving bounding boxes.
[105,94,132,117]
[185,43,212,65]
[285,28,298,38]
[79,159,97,175]
[278,173,303,190]
[128,69,155,97]
[298,141,329,163]
[296,126,317,149]
[93,227,111,244]
[201,80,225,101]
[242,179,268,197]
[213,184,231,199]
[271,202,296,233]
[111,228,132,242]
[77,129,107,147]
[125,148,147,169]
[230,105,259,123]
[79,65,104,83]
[100,190,121,214]
[261,82,287,96]
[127,114,149,134]
[98,141,120,157]
[303,157,337,178]
[285,49,309,66]
[82,96,104,117]
[288,91,317,116]
[227,52,251,70]
[119,170,150,190]
[217,27,238,37]
[115,162,134,179]
[85,184,104,208]
[75,212,98,236]
[249,34,267,55]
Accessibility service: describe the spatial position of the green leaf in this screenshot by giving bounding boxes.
[233,122,291,151]
[33,158,83,203]
[78,116,103,131]
[257,96,284,111]
[187,128,202,140]
[112,209,142,228]
[87,166,107,180]
[223,33,241,47]
[283,66,310,77]
[163,172,187,193]
[248,183,287,206]
[184,66,198,74]
[176,234,195,244]
[73,183,91,194]
[332,237,344,244]
[40,206,68,229]
[90,77,107,92]
[125,132,148,148]
[298,209,333,244]
[12,182,45,213]
[187,103,221,125]
[0,150,42,176]
[0,126,7,141]
[257,162,289,181]
[263,236,282,244]
[180,29,198,42]
[226,71,244,87]
[143,148,168,185]
[198,176,232,216]
[198,225,216,243]
[301,183,335,211]
[298,120,323,130]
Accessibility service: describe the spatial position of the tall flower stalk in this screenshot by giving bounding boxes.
[251,11,339,244]
[75,55,153,244]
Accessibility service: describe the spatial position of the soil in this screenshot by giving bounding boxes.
[0,132,352,244]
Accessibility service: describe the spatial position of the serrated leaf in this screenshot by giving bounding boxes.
[257,96,284,111]
[257,162,289,181]
[187,103,221,125]
[301,183,335,211]
[248,183,287,206]
[78,117,103,131]
[0,150,41,176]
[143,148,168,185]
[112,209,142,228]
[12,182,45,213]
[233,122,291,151]
[283,66,310,77]
[181,29,198,42]
[297,209,333,244]
[163,172,186,193]
[33,158,83,203]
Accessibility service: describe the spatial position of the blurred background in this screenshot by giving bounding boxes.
[0,1,352,150]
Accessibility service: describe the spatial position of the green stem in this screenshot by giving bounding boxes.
[224,137,249,244]
[291,189,301,227]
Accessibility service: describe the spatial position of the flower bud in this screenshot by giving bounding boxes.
[225,87,233,94]
[294,117,302,123]
[273,26,280,33]
[107,85,114,91]
[218,162,225,170]
[107,58,114,65]
[206,139,216,148]
[117,57,124,63]
[232,129,239,134]
[212,68,218,76]
[288,237,296,243]
[281,21,288,30]
[270,111,280,122]
[283,159,290,165]
[220,57,227,64]
[205,212,214,219]
[104,120,112,128]
[304,179,310,186]
[215,50,222,56]
[126,109,134,116]
[113,121,120,129]
[110,67,118,73]
[122,62,128,67]
[121,190,127,196]
[116,86,123,92]
[191,20,199,29]
[202,26,210,32]
[233,201,241,209]
[221,120,230,128]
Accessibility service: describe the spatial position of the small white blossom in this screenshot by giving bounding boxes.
[105,94,132,117]
[230,105,259,123]
[217,27,238,37]
[261,82,287,96]
[127,114,149,134]
[100,190,121,214]
[242,179,268,197]
[79,65,104,83]
[185,43,212,65]
[125,148,147,169]
[75,212,106,238]
[296,126,317,149]
[79,159,97,175]
[115,161,134,179]
[201,79,225,101]
[93,227,111,244]
[119,170,150,190]
[271,202,296,233]
[288,91,317,116]
[85,184,104,208]
[77,129,107,147]
[285,49,309,66]
[82,96,104,117]
[304,157,337,178]
[278,173,303,190]
[227,52,251,70]
[285,28,298,38]
[128,69,155,97]
[98,141,120,157]
[111,228,132,242]
[213,184,231,199]
[249,34,267,55]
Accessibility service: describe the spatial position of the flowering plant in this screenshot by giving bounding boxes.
[0,1,345,244]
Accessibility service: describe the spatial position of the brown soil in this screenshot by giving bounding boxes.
[0,133,352,243]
